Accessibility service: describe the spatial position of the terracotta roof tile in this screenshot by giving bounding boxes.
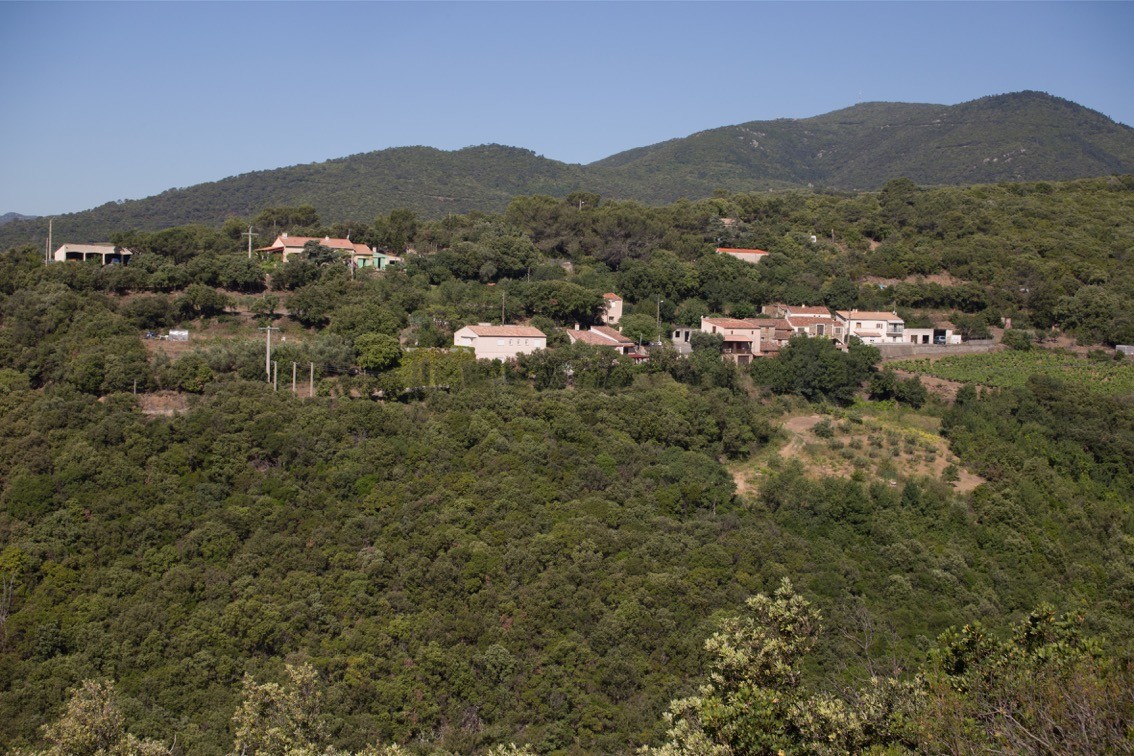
[589,325,633,344]
[703,317,762,330]
[782,305,832,317]
[837,310,904,322]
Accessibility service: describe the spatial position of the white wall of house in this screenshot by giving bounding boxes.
[602,295,623,325]
[453,326,547,360]
[836,311,905,344]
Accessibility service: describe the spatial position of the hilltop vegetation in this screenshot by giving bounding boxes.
[4,91,1134,249]
[1,177,1133,753]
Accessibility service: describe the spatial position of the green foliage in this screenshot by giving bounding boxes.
[515,280,603,324]
[1001,327,1035,351]
[651,584,1132,755]
[254,205,321,234]
[232,663,328,755]
[918,608,1134,753]
[752,337,879,405]
[29,679,168,756]
[619,313,659,345]
[868,368,928,408]
[174,284,231,319]
[354,333,402,373]
[648,580,920,755]
[516,342,633,391]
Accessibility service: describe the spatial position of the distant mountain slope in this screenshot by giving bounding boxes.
[0,146,587,249]
[2,91,1132,248]
[591,92,1134,199]
[0,212,37,227]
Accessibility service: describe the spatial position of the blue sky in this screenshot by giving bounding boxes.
[1,1,1132,216]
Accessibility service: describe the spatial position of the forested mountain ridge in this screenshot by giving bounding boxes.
[3,91,1133,250]
[594,92,1134,199]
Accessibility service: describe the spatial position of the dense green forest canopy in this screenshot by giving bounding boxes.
[1,176,1133,753]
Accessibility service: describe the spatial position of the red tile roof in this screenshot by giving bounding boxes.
[589,325,633,344]
[782,305,832,317]
[261,235,370,255]
[565,326,635,347]
[703,317,762,330]
[837,310,904,322]
[566,330,618,346]
[603,292,623,301]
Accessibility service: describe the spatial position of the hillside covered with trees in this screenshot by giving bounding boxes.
[3,91,1133,250]
[1,176,1133,753]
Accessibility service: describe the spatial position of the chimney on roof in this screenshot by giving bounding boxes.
[282,233,288,238]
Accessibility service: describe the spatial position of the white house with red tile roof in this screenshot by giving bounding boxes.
[564,325,637,354]
[453,324,547,360]
[700,316,764,364]
[716,247,769,264]
[259,233,375,264]
[835,310,905,344]
[601,293,623,325]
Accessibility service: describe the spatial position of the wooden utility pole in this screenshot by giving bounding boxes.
[259,326,279,382]
[292,362,297,394]
[45,218,52,263]
[309,362,314,398]
[244,226,257,259]
[272,361,278,392]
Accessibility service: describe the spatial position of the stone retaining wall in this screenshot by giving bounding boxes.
[879,341,1000,359]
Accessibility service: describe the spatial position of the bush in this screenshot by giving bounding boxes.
[1001,328,1034,351]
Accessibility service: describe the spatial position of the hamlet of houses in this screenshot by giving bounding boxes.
[685,304,960,365]
[48,237,959,364]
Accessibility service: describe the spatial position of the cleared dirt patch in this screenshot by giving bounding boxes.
[733,411,985,497]
[138,391,191,416]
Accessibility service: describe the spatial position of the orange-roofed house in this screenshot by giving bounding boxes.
[700,316,764,364]
[453,324,547,360]
[564,325,637,355]
[258,233,380,266]
[601,293,624,325]
[835,310,905,344]
[716,247,769,264]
